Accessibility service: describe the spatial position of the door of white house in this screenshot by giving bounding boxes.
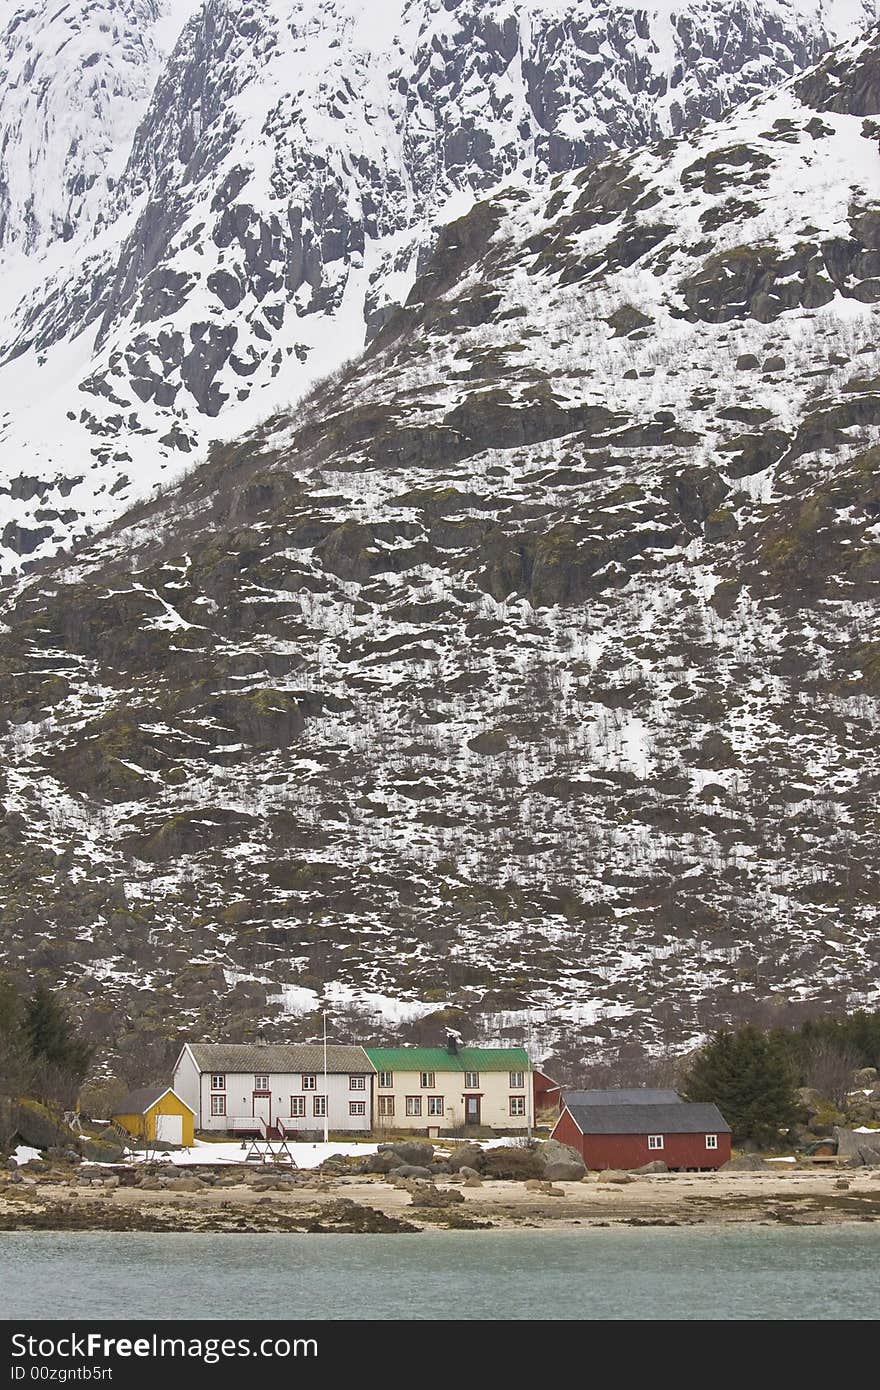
[156,1114,183,1145]
[252,1094,271,1126]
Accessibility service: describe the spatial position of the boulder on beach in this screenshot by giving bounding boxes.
[406,1181,465,1208]
[167,1176,205,1192]
[13,1101,74,1152]
[635,1160,668,1174]
[539,1139,586,1181]
[544,1160,587,1181]
[833,1127,880,1162]
[446,1143,484,1173]
[720,1154,770,1171]
[391,1164,434,1180]
[378,1140,434,1166]
[79,1138,125,1163]
[481,1146,544,1180]
[359,1150,399,1174]
[597,1169,633,1184]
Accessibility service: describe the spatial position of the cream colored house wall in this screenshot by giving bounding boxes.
[373,1068,530,1132]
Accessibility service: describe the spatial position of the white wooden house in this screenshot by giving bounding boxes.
[173,1042,375,1136]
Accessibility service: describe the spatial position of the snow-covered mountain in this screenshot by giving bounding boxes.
[0,1,198,260]
[2,0,879,571]
[0,21,877,1073]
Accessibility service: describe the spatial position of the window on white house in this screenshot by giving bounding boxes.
[290,1097,306,1117]
[210,1074,225,1090]
[647,1135,664,1150]
[210,1095,226,1116]
[405,1096,422,1117]
[464,1071,479,1089]
[509,1096,526,1116]
[427,1096,444,1116]
[302,1074,317,1090]
[420,1071,435,1088]
[349,1101,366,1117]
[349,1075,366,1091]
[378,1096,395,1117]
[509,1071,525,1089]
[706,1134,718,1149]
[254,1075,269,1092]
[313,1095,327,1118]
[378,1071,393,1088]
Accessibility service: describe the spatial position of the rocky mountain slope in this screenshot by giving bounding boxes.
[1,21,878,1077]
[2,0,880,573]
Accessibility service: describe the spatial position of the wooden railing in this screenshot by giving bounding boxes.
[229,1115,266,1136]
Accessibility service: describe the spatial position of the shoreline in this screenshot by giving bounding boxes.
[2,1168,879,1235]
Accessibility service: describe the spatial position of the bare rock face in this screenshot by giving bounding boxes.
[2,0,879,567]
[794,23,880,114]
[0,1,197,258]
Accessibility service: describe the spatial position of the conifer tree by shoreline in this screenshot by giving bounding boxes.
[684,1025,798,1146]
[21,982,93,1107]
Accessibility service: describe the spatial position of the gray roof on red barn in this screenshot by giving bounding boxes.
[562,1088,682,1106]
[564,1101,731,1134]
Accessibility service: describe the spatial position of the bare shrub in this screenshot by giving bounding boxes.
[803,1041,863,1109]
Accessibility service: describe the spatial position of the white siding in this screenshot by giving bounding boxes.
[172,1048,201,1123]
[191,1068,372,1133]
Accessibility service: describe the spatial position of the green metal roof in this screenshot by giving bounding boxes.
[364,1047,529,1073]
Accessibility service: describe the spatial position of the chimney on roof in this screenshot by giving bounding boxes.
[445,1028,463,1055]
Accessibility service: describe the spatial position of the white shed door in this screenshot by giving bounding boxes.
[156,1114,183,1144]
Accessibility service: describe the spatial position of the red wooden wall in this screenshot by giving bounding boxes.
[552,1110,731,1170]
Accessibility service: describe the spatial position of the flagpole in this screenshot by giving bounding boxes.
[322,1010,329,1144]
[527,1016,533,1142]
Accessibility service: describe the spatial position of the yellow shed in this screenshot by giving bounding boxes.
[112,1085,195,1147]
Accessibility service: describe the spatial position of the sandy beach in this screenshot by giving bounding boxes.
[2,1165,879,1234]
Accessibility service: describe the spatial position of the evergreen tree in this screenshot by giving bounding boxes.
[0,975,22,1041]
[23,984,92,1104]
[0,976,31,1144]
[684,1024,797,1146]
[776,1010,880,1075]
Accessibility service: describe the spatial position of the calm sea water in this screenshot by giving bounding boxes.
[1,1226,878,1320]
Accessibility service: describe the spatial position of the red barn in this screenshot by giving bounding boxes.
[533,1068,562,1117]
[552,1100,731,1171]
